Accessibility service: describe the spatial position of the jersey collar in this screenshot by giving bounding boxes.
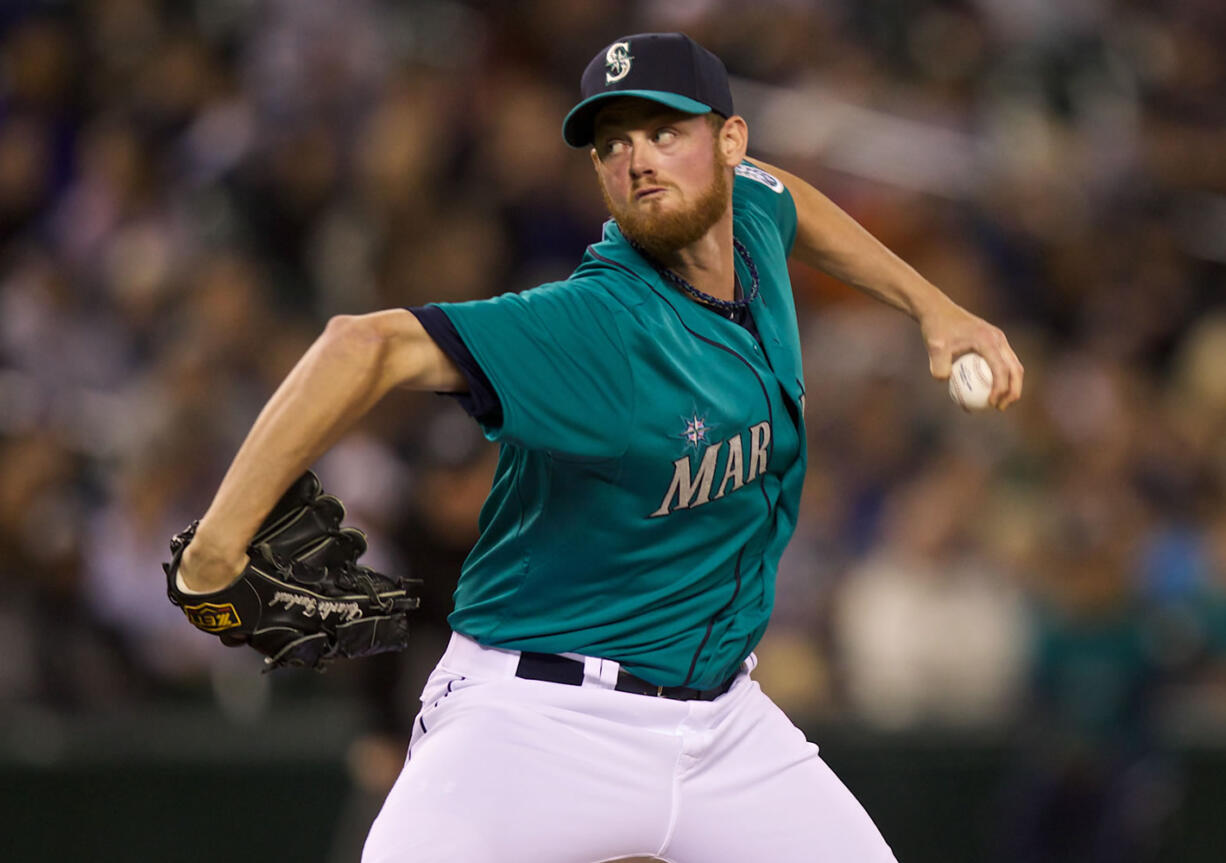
[574,220,664,292]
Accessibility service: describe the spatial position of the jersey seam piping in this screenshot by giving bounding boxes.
[586,249,647,460]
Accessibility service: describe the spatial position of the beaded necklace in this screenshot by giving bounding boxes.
[631,237,760,314]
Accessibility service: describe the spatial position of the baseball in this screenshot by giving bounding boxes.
[948,352,994,411]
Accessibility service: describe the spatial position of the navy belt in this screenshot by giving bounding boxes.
[514,651,737,701]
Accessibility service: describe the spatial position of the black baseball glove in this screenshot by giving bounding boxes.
[164,471,420,671]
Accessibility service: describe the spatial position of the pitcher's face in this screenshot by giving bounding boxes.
[591,101,731,259]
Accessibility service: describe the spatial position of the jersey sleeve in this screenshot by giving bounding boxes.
[734,161,798,255]
[409,305,502,426]
[430,280,634,458]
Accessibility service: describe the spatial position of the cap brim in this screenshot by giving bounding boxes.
[562,90,713,148]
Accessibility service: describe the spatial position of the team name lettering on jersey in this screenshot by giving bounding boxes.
[650,421,772,517]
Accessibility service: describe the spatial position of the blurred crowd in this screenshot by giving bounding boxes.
[2,1,1226,847]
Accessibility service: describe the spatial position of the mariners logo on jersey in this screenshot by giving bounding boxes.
[680,412,712,450]
[605,41,633,84]
[651,419,773,518]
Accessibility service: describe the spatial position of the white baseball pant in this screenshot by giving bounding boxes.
[362,632,898,863]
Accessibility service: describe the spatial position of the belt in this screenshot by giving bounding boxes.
[514,651,738,702]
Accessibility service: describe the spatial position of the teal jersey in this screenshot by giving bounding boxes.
[433,162,806,689]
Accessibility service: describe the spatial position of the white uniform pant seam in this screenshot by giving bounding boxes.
[655,724,688,858]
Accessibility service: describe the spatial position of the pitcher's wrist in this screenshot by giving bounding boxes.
[178,531,248,593]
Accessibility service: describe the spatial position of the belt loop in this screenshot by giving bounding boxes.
[584,655,619,689]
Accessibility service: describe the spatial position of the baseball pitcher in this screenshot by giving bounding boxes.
[167,32,1023,863]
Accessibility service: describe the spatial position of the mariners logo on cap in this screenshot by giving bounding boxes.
[605,41,633,84]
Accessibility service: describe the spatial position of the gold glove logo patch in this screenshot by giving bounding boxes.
[183,601,242,632]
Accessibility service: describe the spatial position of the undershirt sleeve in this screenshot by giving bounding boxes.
[408,305,503,427]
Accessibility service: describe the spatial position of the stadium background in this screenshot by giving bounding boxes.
[2,0,1225,860]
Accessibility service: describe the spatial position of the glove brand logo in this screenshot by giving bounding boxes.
[605,41,632,84]
[183,601,242,632]
[270,590,363,622]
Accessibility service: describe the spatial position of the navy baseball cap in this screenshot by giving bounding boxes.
[562,33,734,148]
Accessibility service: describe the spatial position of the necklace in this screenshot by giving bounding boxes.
[631,237,760,313]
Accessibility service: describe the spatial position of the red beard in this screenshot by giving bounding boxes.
[600,162,730,261]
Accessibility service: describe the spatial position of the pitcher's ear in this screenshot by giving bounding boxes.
[719,115,748,165]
